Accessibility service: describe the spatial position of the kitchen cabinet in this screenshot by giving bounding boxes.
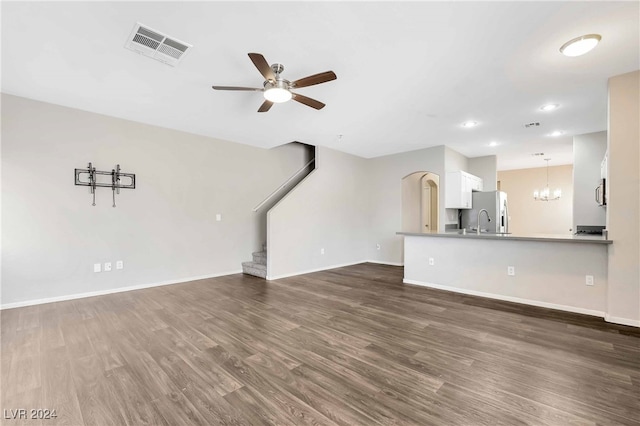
[445,171,483,209]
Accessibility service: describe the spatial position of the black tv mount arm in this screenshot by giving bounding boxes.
[74,162,136,207]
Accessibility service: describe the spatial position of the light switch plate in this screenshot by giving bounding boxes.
[586,275,594,286]
[93,263,101,273]
[216,214,222,221]
[104,262,112,272]
[116,260,124,270]
[428,258,435,266]
[507,266,515,276]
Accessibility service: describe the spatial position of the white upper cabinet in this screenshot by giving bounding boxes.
[445,171,483,209]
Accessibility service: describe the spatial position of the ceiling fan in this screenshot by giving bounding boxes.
[212,53,337,113]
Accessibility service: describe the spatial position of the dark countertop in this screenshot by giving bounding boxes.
[396,231,612,244]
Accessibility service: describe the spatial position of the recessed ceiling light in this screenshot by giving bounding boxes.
[461,121,478,128]
[560,34,601,57]
[488,141,499,147]
[540,103,560,112]
[548,130,564,137]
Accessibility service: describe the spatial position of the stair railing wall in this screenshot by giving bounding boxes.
[252,158,316,212]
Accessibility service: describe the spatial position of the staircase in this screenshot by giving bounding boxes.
[242,244,267,279]
[242,142,316,280]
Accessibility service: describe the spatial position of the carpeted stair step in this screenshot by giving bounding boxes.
[241,261,267,279]
[252,251,267,265]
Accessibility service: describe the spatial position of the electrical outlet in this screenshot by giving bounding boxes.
[116,260,124,270]
[216,214,222,222]
[320,248,325,255]
[507,266,515,276]
[586,275,594,286]
[428,257,435,266]
[104,262,112,272]
[376,244,381,250]
[93,263,101,273]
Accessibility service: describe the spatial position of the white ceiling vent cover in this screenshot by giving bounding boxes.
[125,23,192,67]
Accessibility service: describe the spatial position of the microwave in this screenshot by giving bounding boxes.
[595,178,606,206]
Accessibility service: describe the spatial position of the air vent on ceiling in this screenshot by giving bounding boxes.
[523,122,541,128]
[125,23,192,66]
[531,152,545,156]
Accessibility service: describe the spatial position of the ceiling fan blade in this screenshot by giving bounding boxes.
[291,93,325,110]
[258,100,274,113]
[212,85,263,91]
[248,53,276,81]
[291,71,337,89]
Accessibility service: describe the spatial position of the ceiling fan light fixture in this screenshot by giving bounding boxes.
[264,87,292,103]
[560,34,601,57]
[213,53,335,112]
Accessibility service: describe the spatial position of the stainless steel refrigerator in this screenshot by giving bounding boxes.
[460,191,509,233]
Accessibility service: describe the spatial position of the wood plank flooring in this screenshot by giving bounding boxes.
[2,263,639,425]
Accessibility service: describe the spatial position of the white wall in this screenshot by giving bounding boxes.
[606,70,640,326]
[498,165,573,235]
[367,146,445,264]
[267,146,369,279]
[403,235,608,317]
[572,131,607,230]
[1,94,308,306]
[468,155,497,191]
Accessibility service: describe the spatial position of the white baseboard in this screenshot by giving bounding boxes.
[604,314,640,327]
[403,278,607,319]
[0,270,242,310]
[365,260,404,266]
[267,260,368,280]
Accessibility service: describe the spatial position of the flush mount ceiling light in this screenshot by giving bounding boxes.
[540,103,560,112]
[560,34,601,57]
[488,141,499,147]
[461,121,478,128]
[548,130,564,137]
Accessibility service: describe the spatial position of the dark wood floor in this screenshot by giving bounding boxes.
[2,263,639,425]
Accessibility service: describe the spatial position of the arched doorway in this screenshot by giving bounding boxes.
[402,172,440,233]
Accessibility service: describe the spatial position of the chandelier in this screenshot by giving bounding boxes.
[533,159,561,201]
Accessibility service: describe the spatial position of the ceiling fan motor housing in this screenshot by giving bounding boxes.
[264,79,290,91]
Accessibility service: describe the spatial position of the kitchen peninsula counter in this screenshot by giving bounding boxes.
[398,230,610,320]
[396,231,612,244]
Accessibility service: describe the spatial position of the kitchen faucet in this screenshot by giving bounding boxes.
[477,209,492,235]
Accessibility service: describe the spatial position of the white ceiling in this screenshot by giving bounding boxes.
[2,1,638,170]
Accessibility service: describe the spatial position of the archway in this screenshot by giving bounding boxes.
[402,171,440,233]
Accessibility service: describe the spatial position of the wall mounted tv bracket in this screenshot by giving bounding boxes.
[75,163,136,207]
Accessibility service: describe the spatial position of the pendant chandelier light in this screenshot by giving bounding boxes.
[533,159,561,201]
